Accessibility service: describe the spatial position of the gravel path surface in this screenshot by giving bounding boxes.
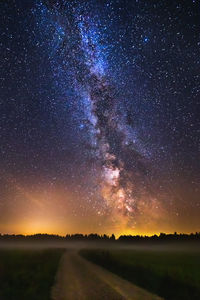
[51,251,163,300]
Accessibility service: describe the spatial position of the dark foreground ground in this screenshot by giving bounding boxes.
[80,247,200,300]
[0,248,63,300]
[0,243,199,299]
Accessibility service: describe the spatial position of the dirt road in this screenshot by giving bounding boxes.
[51,251,163,300]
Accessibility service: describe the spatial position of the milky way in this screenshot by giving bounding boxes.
[0,0,200,235]
[37,1,164,229]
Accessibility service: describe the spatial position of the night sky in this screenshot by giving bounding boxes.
[0,0,200,236]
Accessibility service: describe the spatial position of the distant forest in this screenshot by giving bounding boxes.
[0,232,200,243]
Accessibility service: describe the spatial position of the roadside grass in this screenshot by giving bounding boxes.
[0,248,63,300]
[80,248,200,300]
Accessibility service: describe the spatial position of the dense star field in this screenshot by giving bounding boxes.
[0,0,200,236]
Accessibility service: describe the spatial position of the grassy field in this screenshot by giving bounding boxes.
[80,247,200,300]
[0,248,63,300]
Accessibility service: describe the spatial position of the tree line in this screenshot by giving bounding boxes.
[0,232,200,243]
